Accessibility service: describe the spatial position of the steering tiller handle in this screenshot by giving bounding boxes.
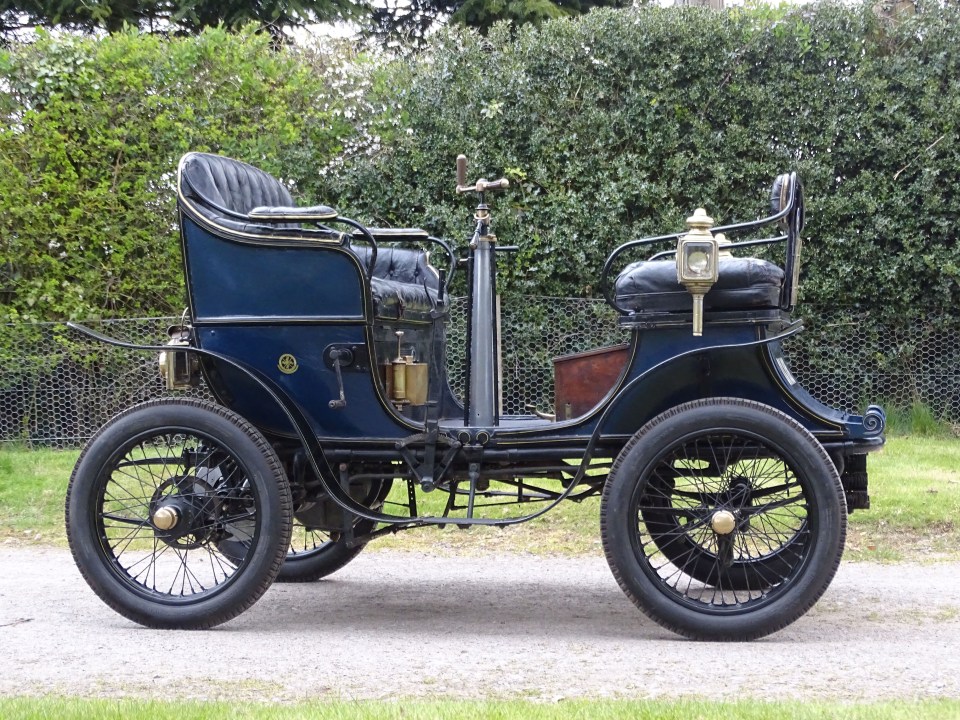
[475,178,510,193]
[455,154,510,194]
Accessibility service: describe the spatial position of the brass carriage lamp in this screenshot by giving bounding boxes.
[676,208,719,337]
[158,324,199,390]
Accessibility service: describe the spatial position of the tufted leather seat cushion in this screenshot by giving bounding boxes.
[350,245,438,290]
[178,152,439,321]
[614,256,784,315]
[179,152,301,232]
[369,278,437,322]
[350,245,440,321]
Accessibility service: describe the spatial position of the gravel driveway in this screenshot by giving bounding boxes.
[1,546,958,702]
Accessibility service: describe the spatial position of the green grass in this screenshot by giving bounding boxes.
[0,446,78,544]
[1,698,960,720]
[2,436,959,561]
[883,402,956,438]
[846,435,960,561]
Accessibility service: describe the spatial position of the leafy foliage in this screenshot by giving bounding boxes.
[320,1,960,325]
[1,0,630,48]
[368,0,630,49]
[0,0,360,41]
[2,2,959,326]
[0,28,360,321]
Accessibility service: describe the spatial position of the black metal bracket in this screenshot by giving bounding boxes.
[396,426,462,493]
[323,343,370,372]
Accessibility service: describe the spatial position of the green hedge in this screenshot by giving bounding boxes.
[316,1,960,323]
[1,3,959,324]
[0,28,358,322]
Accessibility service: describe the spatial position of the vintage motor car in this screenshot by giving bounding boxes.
[65,152,884,640]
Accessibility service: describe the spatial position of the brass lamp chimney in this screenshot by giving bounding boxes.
[676,208,719,337]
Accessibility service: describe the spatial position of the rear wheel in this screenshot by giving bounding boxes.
[65,399,292,629]
[278,519,375,582]
[600,398,846,641]
[273,470,391,582]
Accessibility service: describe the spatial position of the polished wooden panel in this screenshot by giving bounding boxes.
[553,343,629,420]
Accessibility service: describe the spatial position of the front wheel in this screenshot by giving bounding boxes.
[600,398,846,641]
[65,399,292,629]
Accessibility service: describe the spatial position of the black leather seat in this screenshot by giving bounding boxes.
[179,152,305,233]
[614,256,784,315]
[351,245,439,322]
[178,152,438,321]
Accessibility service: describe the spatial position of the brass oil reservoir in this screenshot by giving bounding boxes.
[383,357,429,407]
[384,331,429,407]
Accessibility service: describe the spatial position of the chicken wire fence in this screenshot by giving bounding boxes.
[2,300,958,447]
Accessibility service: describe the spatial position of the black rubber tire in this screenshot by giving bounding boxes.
[600,398,846,641]
[276,519,374,583]
[276,477,390,582]
[65,398,292,629]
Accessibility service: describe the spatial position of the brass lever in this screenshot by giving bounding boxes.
[455,154,510,194]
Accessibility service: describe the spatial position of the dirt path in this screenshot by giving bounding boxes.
[1,547,958,702]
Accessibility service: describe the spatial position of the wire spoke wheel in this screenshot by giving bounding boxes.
[639,433,810,594]
[215,479,388,583]
[276,520,369,582]
[601,398,846,641]
[218,517,372,583]
[288,520,338,558]
[66,399,292,629]
[271,478,390,583]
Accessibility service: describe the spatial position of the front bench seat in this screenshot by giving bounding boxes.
[351,243,439,322]
[177,152,438,321]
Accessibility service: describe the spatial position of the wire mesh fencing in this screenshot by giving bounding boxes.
[0,319,213,448]
[783,308,960,423]
[2,300,958,447]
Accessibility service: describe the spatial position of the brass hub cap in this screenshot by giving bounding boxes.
[711,509,737,535]
[152,506,180,531]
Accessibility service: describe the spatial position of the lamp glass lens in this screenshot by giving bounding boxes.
[683,242,714,279]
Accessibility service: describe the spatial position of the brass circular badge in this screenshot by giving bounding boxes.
[277,354,299,374]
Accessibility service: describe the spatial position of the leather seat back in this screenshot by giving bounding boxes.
[178,152,297,231]
[351,245,440,291]
[615,256,784,315]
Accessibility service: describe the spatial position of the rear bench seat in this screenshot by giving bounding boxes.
[178,152,438,322]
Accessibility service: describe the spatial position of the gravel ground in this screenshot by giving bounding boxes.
[1,546,958,702]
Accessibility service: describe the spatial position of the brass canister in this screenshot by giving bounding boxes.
[384,357,429,406]
[405,362,429,406]
[392,358,408,402]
